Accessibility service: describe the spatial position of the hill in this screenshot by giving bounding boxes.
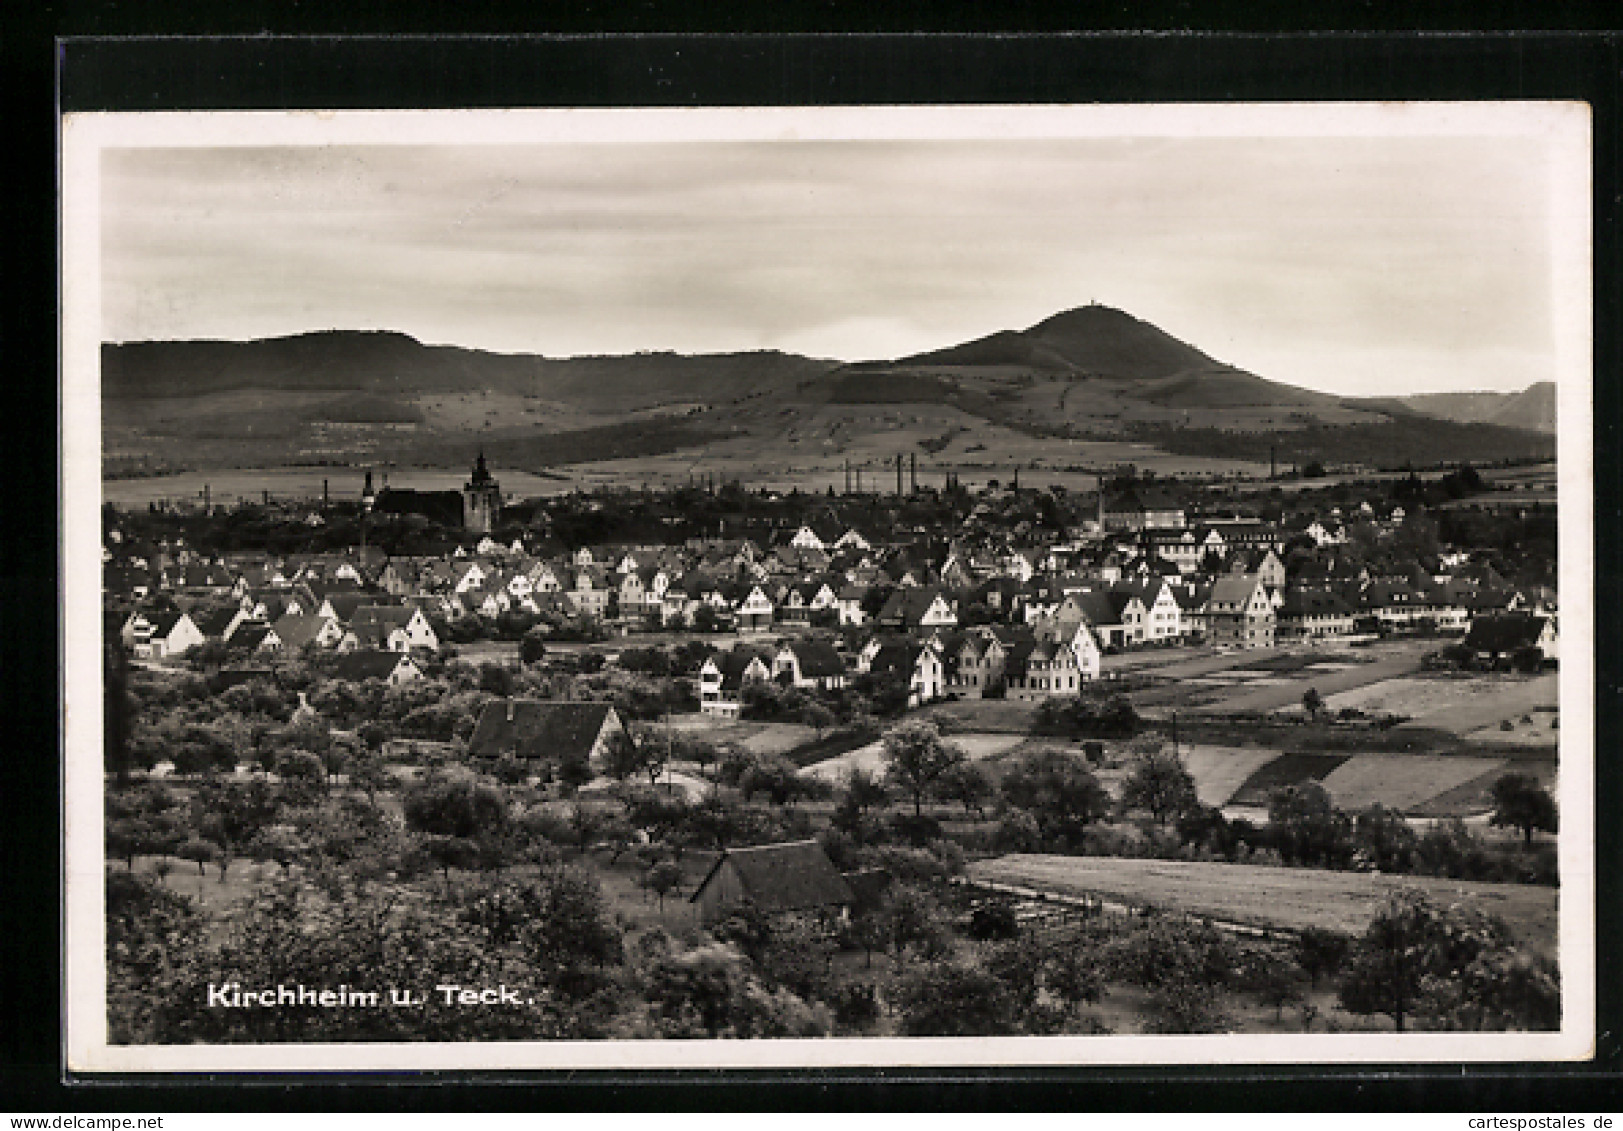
[103,331,832,411]
[1387,383,1555,435]
[101,308,1556,480]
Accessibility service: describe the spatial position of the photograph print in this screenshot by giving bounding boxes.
[61,103,1594,1071]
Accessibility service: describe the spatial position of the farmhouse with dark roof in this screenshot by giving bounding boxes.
[689,839,854,925]
[467,699,628,769]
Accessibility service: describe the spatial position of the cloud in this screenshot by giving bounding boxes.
[100,134,1563,394]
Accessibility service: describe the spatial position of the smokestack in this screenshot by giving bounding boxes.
[203,483,210,515]
[1270,445,1277,480]
[910,452,917,494]
[263,489,270,506]
[896,454,904,496]
[322,479,329,509]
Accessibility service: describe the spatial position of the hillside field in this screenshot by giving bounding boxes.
[966,854,1557,956]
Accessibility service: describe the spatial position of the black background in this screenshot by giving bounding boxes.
[9,3,1623,1113]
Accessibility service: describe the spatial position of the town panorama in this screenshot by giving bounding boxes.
[102,398,1560,1043]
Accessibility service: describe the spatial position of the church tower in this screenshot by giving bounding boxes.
[462,451,502,534]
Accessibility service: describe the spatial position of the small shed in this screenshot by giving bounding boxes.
[689,840,854,925]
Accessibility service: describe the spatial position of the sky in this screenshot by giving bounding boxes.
[100,131,1568,397]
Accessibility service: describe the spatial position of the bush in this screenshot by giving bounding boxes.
[967,900,1021,941]
[888,812,942,847]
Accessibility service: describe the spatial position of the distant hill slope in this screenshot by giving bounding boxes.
[101,307,1555,475]
[102,331,833,411]
[1387,382,1555,434]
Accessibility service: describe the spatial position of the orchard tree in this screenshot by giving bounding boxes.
[881,719,965,817]
[1302,687,1325,722]
[519,627,549,666]
[1296,926,1352,990]
[402,777,509,841]
[599,730,660,785]
[1489,773,1558,847]
[1120,749,1200,826]
[938,760,996,819]
[643,859,684,914]
[1267,781,1355,868]
[1000,749,1112,850]
[1337,888,1440,1032]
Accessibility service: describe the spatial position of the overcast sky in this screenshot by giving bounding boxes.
[101,134,1565,396]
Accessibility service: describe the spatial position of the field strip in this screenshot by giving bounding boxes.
[1318,753,1507,813]
[1179,745,1287,807]
[738,723,819,755]
[1405,673,1558,734]
[799,731,1026,782]
[1195,653,1418,715]
[966,854,1557,954]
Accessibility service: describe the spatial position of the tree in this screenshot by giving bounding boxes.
[556,749,595,797]
[1354,804,1419,873]
[894,958,1023,1036]
[642,942,830,1039]
[519,627,549,666]
[938,760,995,818]
[1489,773,1558,847]
[1338,888,1440,1032]
[402,777,509,841]
[1120,749,1200,826]
[1302,686,1325,722]
[871,883,948,973]
[1267,781,1355,868]
[643,859,684,914]
[1296,927,1352,990]
[1000,749,1112,850]
[599,730,659,785]
[1236,950,1306,1021]
[880,719,964,817]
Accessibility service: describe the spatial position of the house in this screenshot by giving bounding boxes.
[1464,612,1559,665]
[1206,573,1276,650]
[1171,581,1213,642]
[1115,578,1182,645]
[122,610,206,659]
[942,630,1010,697]
[192,605,252,642]
[698,648,775,718]
[466,699,630,768]
[689,840,854,925]
[837,584,874,626]
[734,584,776,633]
[330,649,424,686]
[1031,611,1104,681]
[773,639,848,690]
[1005,638,1085,701]
[867,639,945,706]
[875,586,958,632]
[1277,588,1355,640]
[788,517,844,552]
[272,612,349,652]
[1101,485,1186,532]
[229,622,283,657]
[351,605,440,653]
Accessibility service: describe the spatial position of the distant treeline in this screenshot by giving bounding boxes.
[1131,418,1555,471]
[473,418,729,468]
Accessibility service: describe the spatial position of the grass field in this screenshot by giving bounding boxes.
[1179,745,1289,808]
[798,731,1027,783]
[1311,673,1557,733]
[966,854,1558,955]
[1317,754,1509,813]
